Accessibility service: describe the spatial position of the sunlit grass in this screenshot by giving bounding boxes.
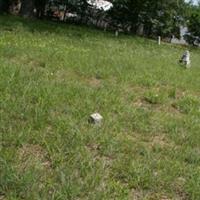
[0,15,200,200]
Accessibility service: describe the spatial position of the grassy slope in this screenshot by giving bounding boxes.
[0,15,200,200]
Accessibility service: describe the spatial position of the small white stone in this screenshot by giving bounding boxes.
[89,113,103,125]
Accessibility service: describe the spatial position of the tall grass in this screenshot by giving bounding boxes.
[0,15,200,200]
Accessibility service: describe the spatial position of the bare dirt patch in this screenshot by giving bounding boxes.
[85,77,102,88]
[86,143,113,166]
[172,177,188,200]
[17,144,51,171]
[149,135,175,149]
[130,188,146,200]
[0,195,5,200]
[54,69,80,83]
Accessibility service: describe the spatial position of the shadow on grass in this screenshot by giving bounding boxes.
[0,14,143,41]
[0,14,117,39]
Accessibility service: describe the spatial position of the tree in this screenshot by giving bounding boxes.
[108,0,186,37]
[143,0,185,37]
[108,0,147,32]
[35,0,47,19]
[64,0,90,22]
[20,0,35,17]
[185,4,200,45]
[20,0,47,18]
[0,0,10,13]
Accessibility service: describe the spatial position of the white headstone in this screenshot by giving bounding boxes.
[180,50,191,68]
[89,113,103,125]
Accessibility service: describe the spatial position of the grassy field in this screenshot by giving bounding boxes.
[0,15,200,200]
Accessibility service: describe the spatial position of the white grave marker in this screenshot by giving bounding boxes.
[89,113,103,125]
[179,50,191,68]
[158,36,161,45]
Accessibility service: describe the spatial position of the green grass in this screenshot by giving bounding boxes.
[0,15,200,200]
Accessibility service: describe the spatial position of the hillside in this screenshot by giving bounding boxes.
[1,15,200,200]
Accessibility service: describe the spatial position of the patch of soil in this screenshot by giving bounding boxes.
[17,144,51,171]
[86,77,102,88]
[149,135,175,149]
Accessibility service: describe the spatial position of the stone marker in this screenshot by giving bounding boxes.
[115,30,119,37]
[89,113,103,125]
[179,50,191,68]
[158,36,161,45]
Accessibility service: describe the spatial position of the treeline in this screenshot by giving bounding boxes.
[185,3,200,45]
[0,0,89,18]
[108,0,200,44]
[109,0,187,38]
[0,0,199,44]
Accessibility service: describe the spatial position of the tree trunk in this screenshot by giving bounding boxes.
[35,0,46,19]
[20,0,35,18]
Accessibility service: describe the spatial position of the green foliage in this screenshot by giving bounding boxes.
[108,0,185,37]
[185,5,200,45]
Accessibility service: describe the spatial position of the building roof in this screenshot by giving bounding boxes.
[88,0,113,11]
